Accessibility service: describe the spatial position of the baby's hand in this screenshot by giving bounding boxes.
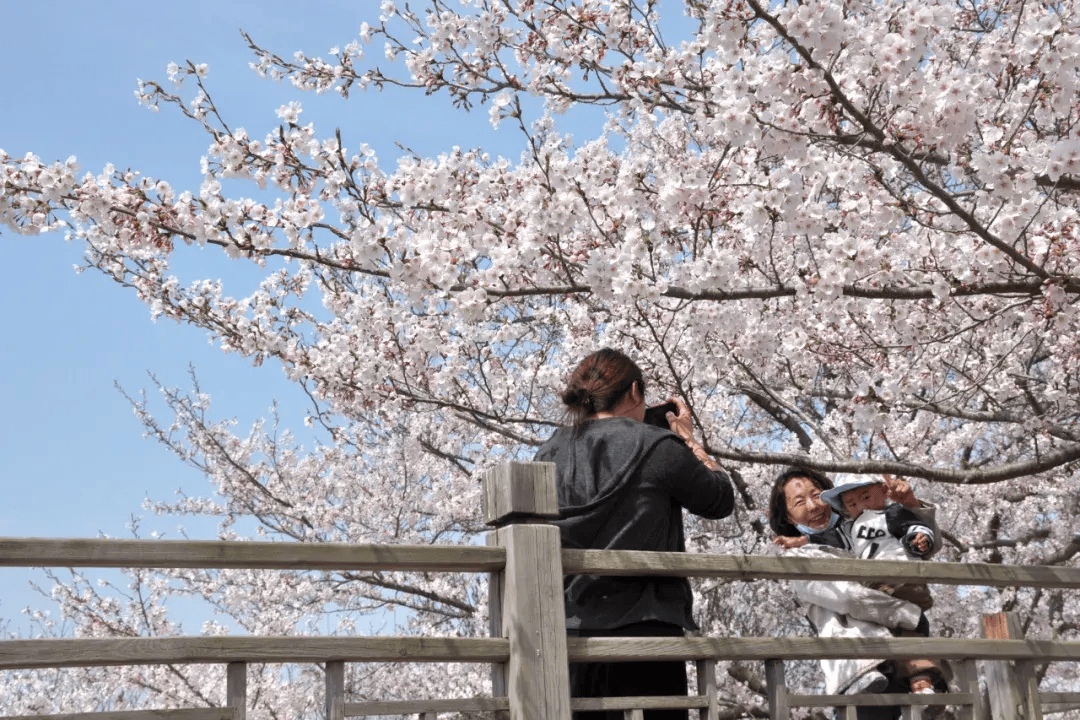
[774,535,809,550]
[909,533,931,555]
[883,473,919,507]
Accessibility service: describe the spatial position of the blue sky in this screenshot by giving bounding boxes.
[0,0,532,630]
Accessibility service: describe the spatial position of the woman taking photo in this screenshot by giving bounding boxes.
[535,348,735,720]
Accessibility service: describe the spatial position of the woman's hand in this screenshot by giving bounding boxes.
[665,397,695,442]
[882,474,919,507]
[773,534,809,550]
[666,397,721,471]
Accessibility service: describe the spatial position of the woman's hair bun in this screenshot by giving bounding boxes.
[559,348,643,424]
[561,385,591,410]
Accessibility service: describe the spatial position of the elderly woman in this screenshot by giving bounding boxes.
[768,466,941,720]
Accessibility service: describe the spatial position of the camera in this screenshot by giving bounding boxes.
[643,402,678,429]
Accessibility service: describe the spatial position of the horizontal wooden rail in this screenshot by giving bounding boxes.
[571,696,710,711]
[787,693,977,708]
[345,698,510,716]
[6,539,1077,591]
[0,711,234,720]
[565,637,1080,663]
[0,538,505,573]
[562,550,1080,588]
[6,635,1078,671]
[0,636,508,670]
[317,695,722,717]
[1041,693,1080,704]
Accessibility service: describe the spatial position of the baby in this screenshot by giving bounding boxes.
[820,475,943,694]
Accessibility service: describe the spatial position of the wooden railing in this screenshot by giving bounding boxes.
[1,461,1079,720]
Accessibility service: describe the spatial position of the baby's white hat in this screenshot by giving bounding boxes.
[819,476,882,511]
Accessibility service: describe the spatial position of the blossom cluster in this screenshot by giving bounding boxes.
[4,0,1080,715]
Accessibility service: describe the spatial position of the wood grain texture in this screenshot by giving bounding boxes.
[569,696,708,711]
[901,704,922,720]
[1039,693,1080,704]
[226,662,246,720]
[561,550,1080,588]
[982,612,1042,720]
[565,637,1080,662]
[955,658,986,720]
[495,523,571,720]
[696,659,718,720]
[787,694,976,708]
[344,697,510,716]
[765,659,787,720]
[482,462,558,526]
[0,636,508,670]
[0,710,233,720]
[486,530,508,720]
[0,538,504,573]
[325,661,345,720]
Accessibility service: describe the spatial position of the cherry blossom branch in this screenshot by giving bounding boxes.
[709,443,1080,484]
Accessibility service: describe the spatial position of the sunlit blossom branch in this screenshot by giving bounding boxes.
[710,443,1080,484]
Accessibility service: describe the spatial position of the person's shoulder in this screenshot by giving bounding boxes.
[636,421,676,438]
[534,425,573,460]
[591,417,673,440]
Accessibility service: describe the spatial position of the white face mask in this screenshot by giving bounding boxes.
[796,509,839,536]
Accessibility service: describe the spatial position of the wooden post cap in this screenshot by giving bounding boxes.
[482,461,559,526]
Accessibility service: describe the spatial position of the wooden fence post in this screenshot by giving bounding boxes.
[483,461,571,720]
[765,658,788,720]
[325,660,345,720]
[227,661,247,720]
[982,612,1042,720]
[488,530,509,720]
[697,659,719,720]
[956,658,989,720]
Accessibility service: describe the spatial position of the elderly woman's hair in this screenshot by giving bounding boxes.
[561,348,645,425]
[768,466,835,538]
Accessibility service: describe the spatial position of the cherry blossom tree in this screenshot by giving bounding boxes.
[3,0,1079,716]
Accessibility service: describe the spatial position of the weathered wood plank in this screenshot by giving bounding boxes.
[787,693,976,708]
[325,661,345,720]
[696,659,718,720]
[8,538,1076,590]
[0,538,504,573]
[0,636,509,670]
[495,523,571,720]
[5,634,1078,672]
[486,531,508,720]
[565,637,1080,663]
[765,659,787,720]
[570,696,708,711]
[1040,693,1080,704]
[984,613,1023,720]
[562,550,1080,589]
[226,662,246,720]
[344,697,510,716]
[955,658,987,720]
[0,710,233,720]
[901,704,921,720]
[482,462,558,526]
